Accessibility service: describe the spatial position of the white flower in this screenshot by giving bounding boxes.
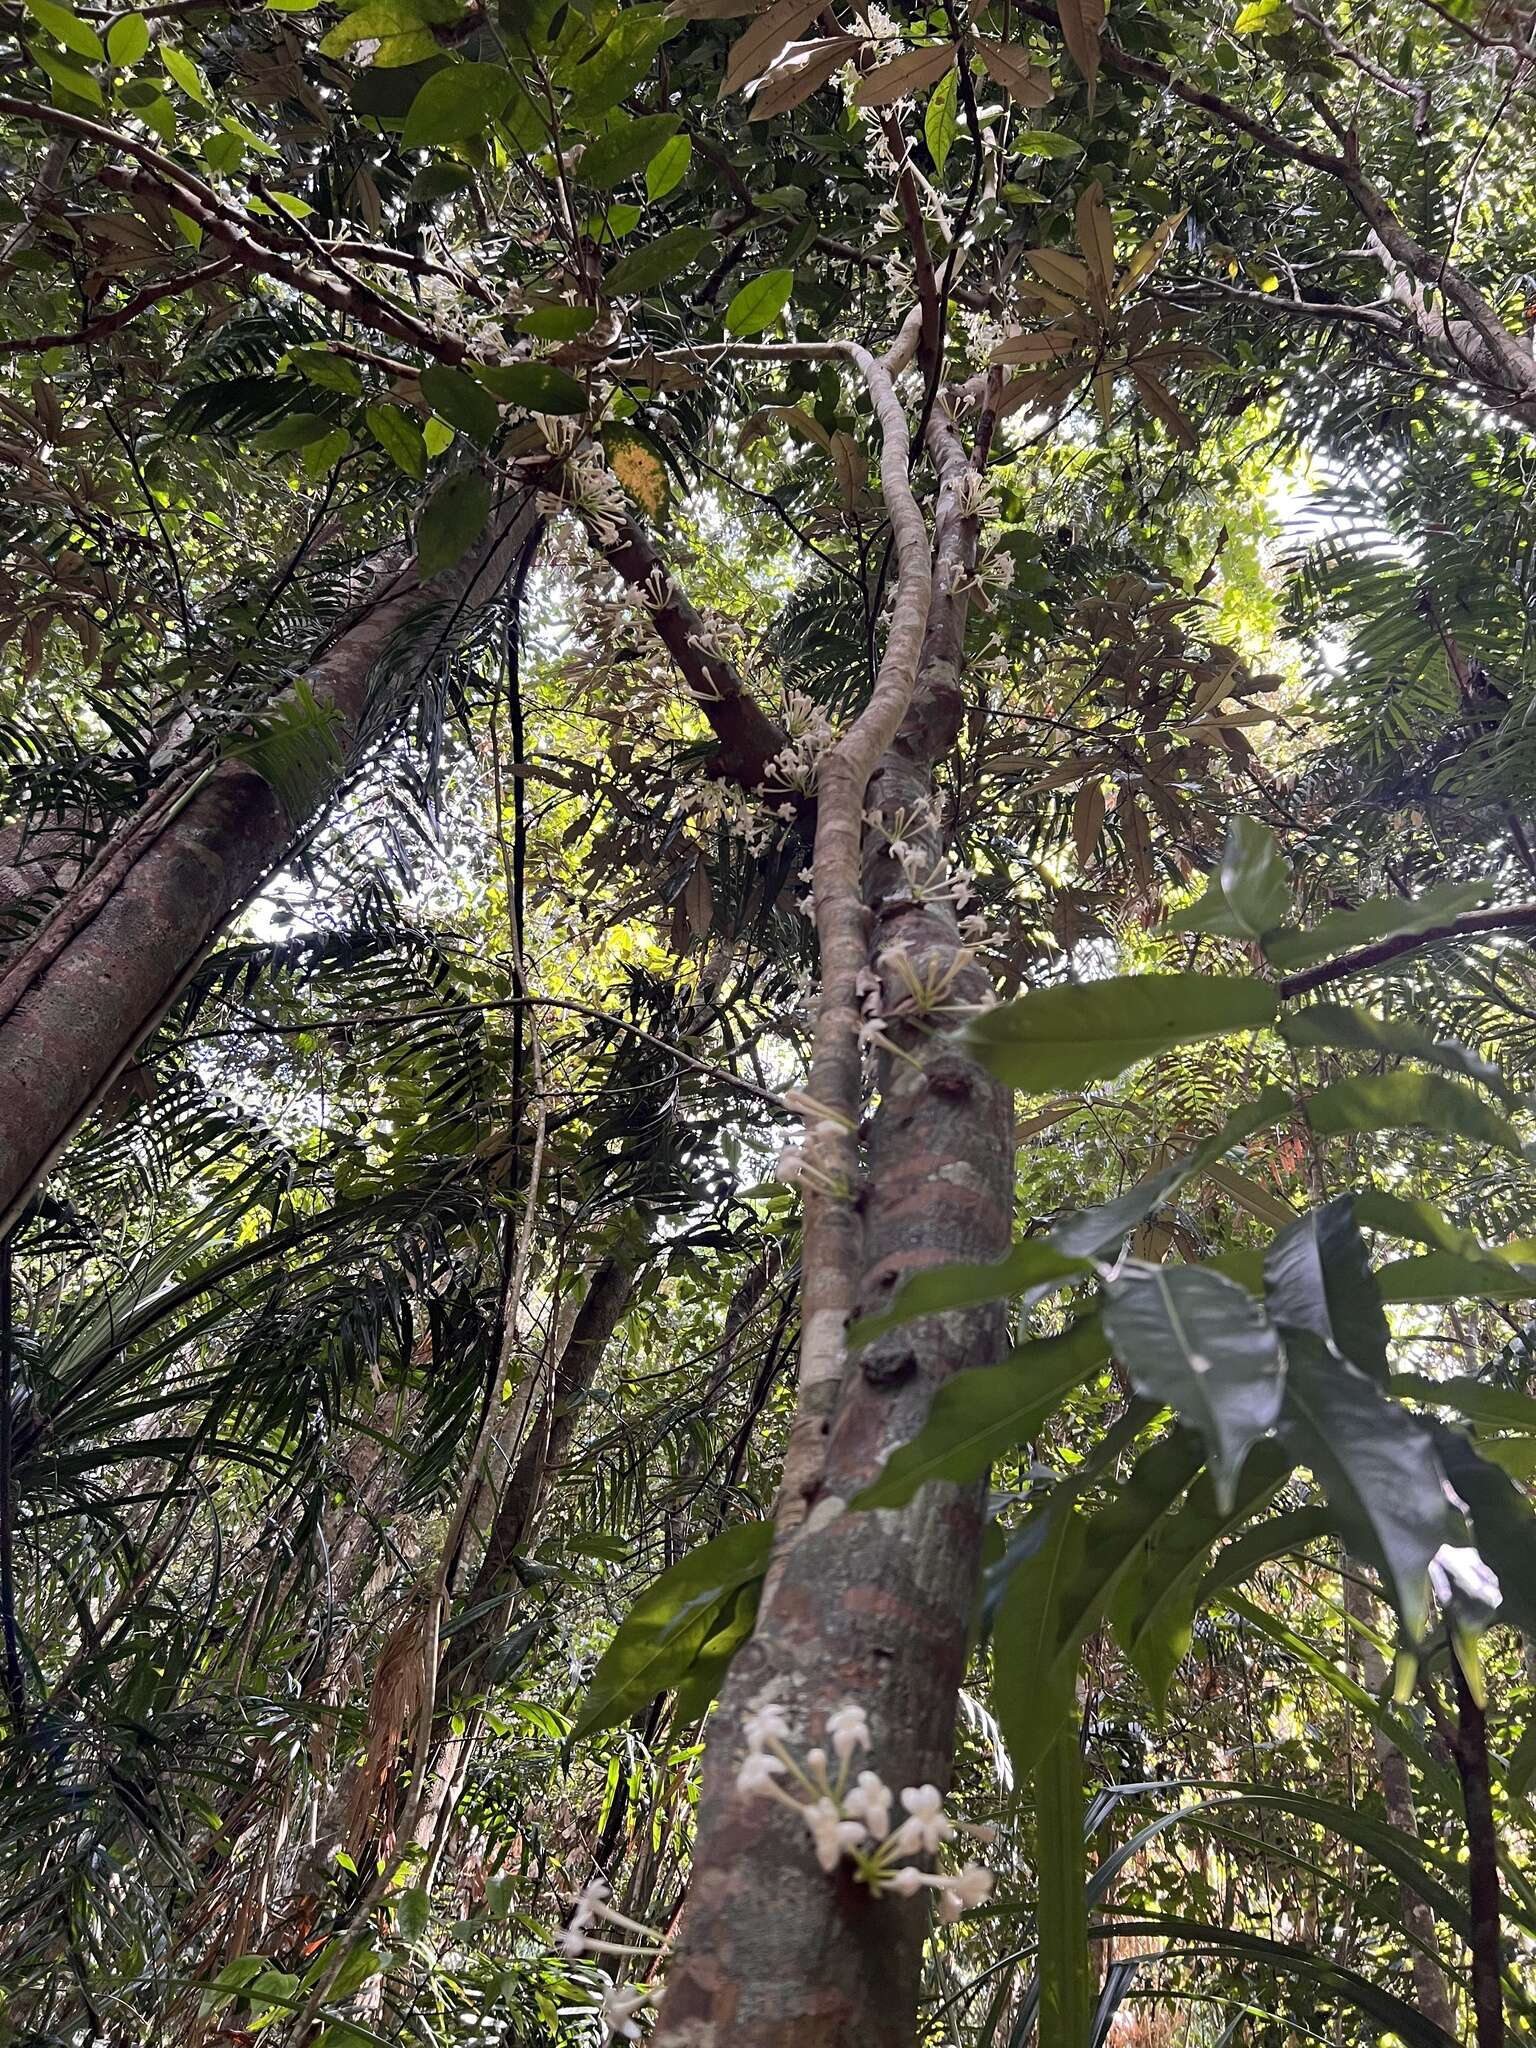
[803,1796,866,1872]
[843,1769,892,1839]
[737,1749,789,1798]
[558,1927,587,1957]
[827,1703,870,1762]
[601,1982,650,2040]
[885,1864,927,1896]
[743,1702,791,1752]
[889,1784,953,1857]
[570,1875,610,1930]
[938,1864,995,1921]
[1430,1542,1501,1611]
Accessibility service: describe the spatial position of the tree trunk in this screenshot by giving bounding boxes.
[653,414,1013,2048]
[1342,1564,1459,2035]
[0,491,539,1236]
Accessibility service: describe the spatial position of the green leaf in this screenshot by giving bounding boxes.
[401,60,517,147]
[571,1521,772,1739]
[253,411,334,453]
[1280,1001,1514,1102]
[645,129,690,200]
[1432,1428,1536,1637]
[579,112,681,188]
[1280,1331,1463,1638]
[474,361,587,413]
[516,303,599,340]
[993,1507,1084,1781]
[1113,1442,1290,1705]
[161,42,209,102]
[1263,879,1492,972]
[961,973,1280,1092]
[998,1433,1204,1775]
[365,403,428,479]
[419,363,501,444]
[671,1575,760,1724]
[1053,1087,1293,1257]
[605,224,713,295]
[106,9,149,62]
[1169,817,1290,941]
[1035,1727,1092,2048]
[853,1318,1108,1508]
[422,415,455,456]
[924,66,957,176]
[1379,1251,1536,1303]
[1393,1373,1536,1434]
[301,428,351,477]
[29,43,104,101]
[1103,1266,1285,1509]
[725,268,794,338]
[292,349,363,395]
[1194,1502,1333,1606]
[415,469,490,577]
[1305,1070,1525,1158]
[1013,127,1081,157]
[849,1238,1091,1347]
[561,4,679,118]
[26,0,104,61]
[1263,1197,1390,1384]
[394,1887,431,1942]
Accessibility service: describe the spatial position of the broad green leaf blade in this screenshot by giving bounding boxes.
[1169,816,1290,940]
[646,130,691,199]
[1103,1267,1284,1508]
[923,66,957,175]
[993,1507,1084,1781]
[1263,1196,1389,1383]
[402,60,517,146]
[1280,1331,1463,1637]
[106,10,149,63]
[579,111,681,187]
[1264,879,1492,972]
[365,402,427,479]
[415,470,490,577]
[1432,1427,1536,1637]
[853,1318,1108,1508]
[725,268,794,337]
[1393,1373,1536,1434]
[475,361,587,414]
[1280,1001,1515,1102]
[1035,1728,1092,2048]
[849,1239,1091,1347]
[1112,1441,1290,1705]
[961,974,1279,1092]
[1195,1503,1333,1605]
[605,224,714,295]
[1379,1251,1536,1303]
[1306,1070,1525,1157]
[419,364,500,444]
[1053,1087,1293,1257]
[571,1521,772,1739]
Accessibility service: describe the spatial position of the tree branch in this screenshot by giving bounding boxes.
[1276,901,1536,997]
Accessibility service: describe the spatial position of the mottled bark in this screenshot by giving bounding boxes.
[653,408,1013,2048]
[0,493,540,1235]
[1343,1566,1459,2035]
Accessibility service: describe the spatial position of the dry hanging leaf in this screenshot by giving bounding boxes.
[1072,778,1106,866]
[1116,207,1188,300]
[851,41,956,107]
[1129,365,1199,451]
[749,34,860,115]
[989,323,1087,365]
[828,429,867,506]
[722,0,824,97]
[1074,180,1115,301]
[973,38,1054,105]
[1122,794,1153,890]
[1023,247,1092,300]
[1058,0,1106,100]
[996,363,1083,417]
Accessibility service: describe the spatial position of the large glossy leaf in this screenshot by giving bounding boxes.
[1112,1441,1290,1704]
[1379,1250,1536,1302]
[1169,817,1290,940]
[853,1318,1108,1508]
[1279,1001,1515,1102]
[1103,1266,1284,1509]
[849,1239,1091,1347]
[578,112,681,187]
[1263,1197,1389,1382]
[1433,1427,1536,1637]
[571,1521,772,1738]
[1394,1373,1536,1435]
[1280,1332,1463,1637]
[415,470,490,577]
[1264,879,1492,971]
[605,225,713,295]
[1306,1070,1525,1158]
[1052,1087,1293,1257]
[1035,1728,1092,2048]
[401,61,518,147]
[960,974,1279,1092]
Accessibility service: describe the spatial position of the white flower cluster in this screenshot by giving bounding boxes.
[537,448,631,549]
[765,687,836,802]
[736,1700,996,1922]
[411,270,506,357]
[556,1876,668,2041]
